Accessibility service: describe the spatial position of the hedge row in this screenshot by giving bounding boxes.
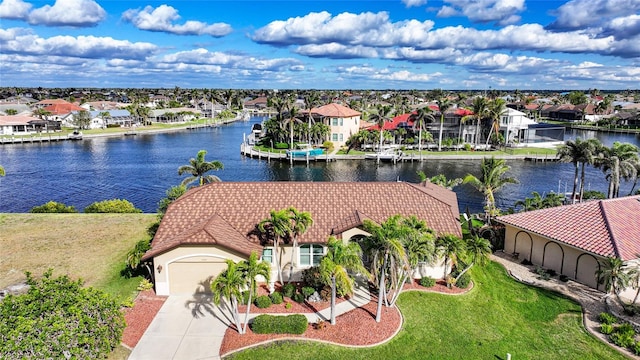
[251,314,308,335]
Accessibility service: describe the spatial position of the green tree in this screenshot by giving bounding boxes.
[362,215,410,322]
[463,157,518,222]
[0,270,125,359]
[410,106,435,160]
[258,209,293,286]
[463,96,488,147]
[211,260,246,334]
[286,207,313,283]
[455,235,492,282]
[596,257,632,300]
[5,108,18,115]
[30,201,78,213]
[84,199,141,213]
[239,252,271,334]
[400,216,437,279]
[568,91,587,106]
[319,237,369,325]
[557,138,601,203]
[435,233,466,284]
[436,95,452,151]
[485,98,506,146]
[157,184,187,217]
[178,150,224,187]
[595,142,640,198]
[74,110,91,129]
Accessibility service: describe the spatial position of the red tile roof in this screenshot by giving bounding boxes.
[143,181,462,260]
[496,196,640,260]
[369,113,412,131]
[43,103,84,115]
[311,103,361,118]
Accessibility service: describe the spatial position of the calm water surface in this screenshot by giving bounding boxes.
[0,117,638,213]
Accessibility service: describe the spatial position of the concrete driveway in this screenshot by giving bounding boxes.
[128,293,231,360]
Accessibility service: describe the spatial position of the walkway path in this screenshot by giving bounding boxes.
[128,280,370,360]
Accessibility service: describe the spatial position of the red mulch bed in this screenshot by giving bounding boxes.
[121,289,167,348]
[237,283,348,314]
[220,294,401,356]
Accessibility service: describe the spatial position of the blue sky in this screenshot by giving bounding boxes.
[1,0,639,90]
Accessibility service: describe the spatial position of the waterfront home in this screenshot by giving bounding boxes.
[496,195,640,301]
[306,103,361,146]
[42,102,85,122]
[142,181,462,296]
[0,115,40,135]
[148,108,201,123]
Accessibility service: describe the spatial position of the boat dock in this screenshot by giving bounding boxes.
[240,143,335,163]
[1,134,72,145]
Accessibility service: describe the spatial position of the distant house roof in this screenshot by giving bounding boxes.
[496,196,640,261]
[43,103,85,115]
[368,113,412,131]
[310,103,361,118]
[0,115,41,125]
[143,181,461,260]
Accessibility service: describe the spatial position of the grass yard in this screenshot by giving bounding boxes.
[0,213,157,300]
[226,262,626,360]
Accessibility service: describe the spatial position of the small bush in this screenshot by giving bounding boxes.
[547,269,557,277]
[30,201,78,213]
[616,323,635,337]
[419,277,436,287]
[599,312,618,325]
[254,295,272,309]
[251,314,308,335]
[559,274,569,282]
[269,291,283,305]
[322,141,334,152]
[456,273,471,289]
[301,286,315,298]
[84,199,142,213]
[292,292,305,303]
[285,302,292,309]
[315,318,326,330]
[137,278,154,291]
[521,259,533,266]
[600,323,614,335]
[282,283,296,298]
[301,267,324,290]
[320,286,331,301]
[610,332,635,348]
[633,341,640,356]
[274,142,289,149]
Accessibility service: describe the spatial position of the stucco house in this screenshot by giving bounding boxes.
[496,195,640,300]
[308,103,361,146]
[142,181,462,296]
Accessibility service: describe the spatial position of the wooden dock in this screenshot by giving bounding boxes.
[0,135,71,145]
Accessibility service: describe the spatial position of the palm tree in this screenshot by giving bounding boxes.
[362,216,410,322]
[400,216,437,280]
[410,106,435,160]
[595,142,640,198]
[238,251,271,334]
[257,209,292,286]
[284,104,302,150]
[464,96,488,147]
[304,92,320,144]
[436,96,452,151]
[596,257,632,300]
[177,150,224,187]
[319,237,369,325]
[369,104,394,164]
[211,260,245,334]
[463,157,518,223]
[557,138,600,203]
[485,98,506,146]
[455,235,492,281]
[514,191,544,212]
[286,207,313,283]
[435,233,466,284]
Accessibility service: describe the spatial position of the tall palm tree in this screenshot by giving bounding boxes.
[463,157,518,223]
[435,233,466,283]
[463,96,488,147]
[455,235,492,281]
[177,150,224,187]
[238,252,271,334]
[362,216,410,322]
[369,104,394,164]
[436,96,452,151]
[595,142,640,198]
[596,257,632,300]
[284,104,302,150]
[557,138,600,203]
[286,207,313,283]
[211,260,245,334]
[319,237,369,325]
[257,209,292,286]
[410,106,435,161]
[485,98,506,146]
[304,92,320,144]
[400,216,437,280]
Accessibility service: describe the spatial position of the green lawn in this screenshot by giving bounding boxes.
[226,262,625,360]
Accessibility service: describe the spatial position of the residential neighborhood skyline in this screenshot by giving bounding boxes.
[1,0,639,90]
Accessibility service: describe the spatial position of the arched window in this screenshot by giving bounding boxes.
[299,244,324,266]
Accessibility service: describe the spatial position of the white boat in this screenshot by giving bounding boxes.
[365,147,402,162]
[67,130,83,140]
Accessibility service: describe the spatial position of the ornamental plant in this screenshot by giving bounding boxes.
[0,270,125,359]
[84,199,142,213]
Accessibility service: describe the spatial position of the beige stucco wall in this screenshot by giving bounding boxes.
[327,115,360,146]
[504,225,605,291]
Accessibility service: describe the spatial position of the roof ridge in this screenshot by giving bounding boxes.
[599,199,621,259]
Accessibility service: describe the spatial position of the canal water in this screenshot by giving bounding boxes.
[0,116,638,213]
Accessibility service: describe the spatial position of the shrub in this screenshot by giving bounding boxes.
[254,295,272,309]
[137,278,154,291]
[84,199,142,213]
[559,274,569,282]
[125,239,151,272]
[633,341,640,356]
[285,302,292,309]
[269,291,283,305]
[599,312,618,325]
[322,141,334,152]
[616,323,635,337]
[282,283,296,298]
[0,270,125,359]
[301,266,324,290]
[320,286,331,301]
[274,142,289,149]
[301,286,315,298]
[521,259,533,266]
[292,292,305,303]
[251,314,308,335]
[610,332,635,348]
[456,273,471,289]
[419,277,436,288]
[30,201,78,213]
[600,323,614,335]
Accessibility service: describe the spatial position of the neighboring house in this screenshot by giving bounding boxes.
[309,103,361,146]
[32,98,70,109]
[88,110,138,128]
[142,181,462,296]
[0,115,58,135]
[244,96,268,111]
[148,108,201,123]
[43,102,85,123]
[496,196,640,301]
[82,101,122,111]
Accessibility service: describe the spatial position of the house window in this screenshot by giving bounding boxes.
[332,133,338,141]
[339,133,344,142]
[261,248,273,263]
[299,244,324,266]
[332,118,338,126]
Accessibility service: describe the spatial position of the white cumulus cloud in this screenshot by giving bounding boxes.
[402,0,428,7]
[547,0,640,31]
[28,0,106,27]
[122,5,232,36]
[436,0,525,25]
[0,0,32,20]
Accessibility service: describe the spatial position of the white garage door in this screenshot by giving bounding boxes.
[168,259,228,295]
